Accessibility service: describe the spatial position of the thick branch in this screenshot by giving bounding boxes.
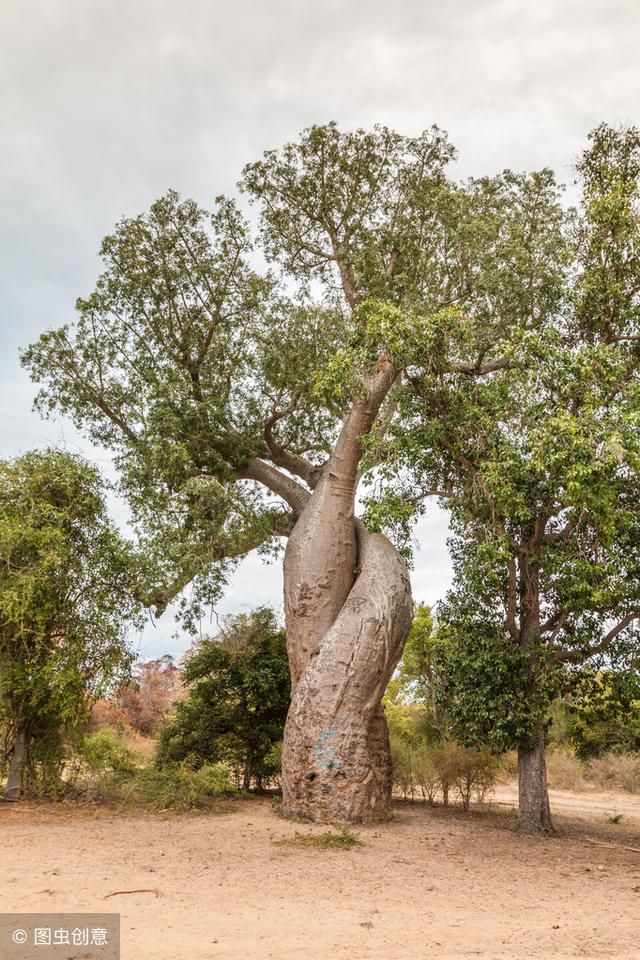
[329,359,397,489]
[237,457,311,513]
[548,612,638,666]
[146,510,295,616]
[263,409,323,489]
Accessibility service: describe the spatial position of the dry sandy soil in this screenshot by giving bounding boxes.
[2,787,640,960]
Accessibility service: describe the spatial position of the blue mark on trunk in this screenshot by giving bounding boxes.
[313,729,342,771]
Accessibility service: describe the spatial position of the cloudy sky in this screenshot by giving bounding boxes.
[1,0,638,659]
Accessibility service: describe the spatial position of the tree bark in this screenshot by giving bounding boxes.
[282,527,412,822]
[272,360,412,822]
[516,551,553,834]
[517,727,553,834]
[242,748,253,792]
[3,725,27,800]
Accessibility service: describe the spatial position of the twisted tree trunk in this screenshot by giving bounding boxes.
[280,361,413,822]
[283,525,411,821]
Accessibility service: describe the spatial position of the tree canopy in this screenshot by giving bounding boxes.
[0,449,141,794]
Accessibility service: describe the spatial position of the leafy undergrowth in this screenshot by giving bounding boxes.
[278,826,362,849]
[98,763,237,812]
[27,729,238,814]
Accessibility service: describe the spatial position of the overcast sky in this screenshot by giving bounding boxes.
[1,0,638,659]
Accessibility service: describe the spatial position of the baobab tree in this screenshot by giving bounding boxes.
[24,124,558,821]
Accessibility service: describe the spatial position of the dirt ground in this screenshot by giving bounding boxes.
[2,786,640,960]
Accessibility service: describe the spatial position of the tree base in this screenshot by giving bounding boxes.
[517,732,554,835]
[282,705,395,824]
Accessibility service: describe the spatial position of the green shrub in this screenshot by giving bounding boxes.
[117,762,235,811]
[66,727,235,810]
[77,728,139,777]
[156,608,289,792]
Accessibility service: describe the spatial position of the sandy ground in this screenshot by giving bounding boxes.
[2,788,640,960]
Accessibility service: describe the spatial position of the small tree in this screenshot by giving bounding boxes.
[0,450,140,798]
[114,655,182,736]
[387,603,452,743]
[157,607,290,790]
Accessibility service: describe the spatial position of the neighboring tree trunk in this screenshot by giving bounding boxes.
[2,725,27,800]
[516,555,553,834]
[242,749,254,792]
[517,727,553,834]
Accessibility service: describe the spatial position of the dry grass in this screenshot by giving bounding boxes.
[546,747,586,791]
[586,751,640,793]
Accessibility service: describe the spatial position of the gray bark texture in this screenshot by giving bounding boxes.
[517,728,554,834]
[280,361,413,822]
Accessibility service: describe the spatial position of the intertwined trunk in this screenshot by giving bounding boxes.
[283,524,411,821]
[280,364,413,822]
[517,727,553,834]
[2,724,27,800]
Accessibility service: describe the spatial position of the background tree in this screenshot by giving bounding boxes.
[388,124,640,832]
[564,668,640,759]
[114,655,182,737]
[0,450,140,799]
[157,607,289,790]
[386,604,497,807]
[386,603,451,744]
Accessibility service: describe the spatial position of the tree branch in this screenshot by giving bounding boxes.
[236,457,311,514]
[145,510,295,617]
[263,406,324,489]
[548,612,638,666]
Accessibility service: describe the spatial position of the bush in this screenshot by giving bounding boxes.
[77,728,139,777]
[390,734,497,809]
[156,608,289,791]
[434,742,498,810]
[66,727,235,810]
[66,727,141,800]
[117,763,235,811]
